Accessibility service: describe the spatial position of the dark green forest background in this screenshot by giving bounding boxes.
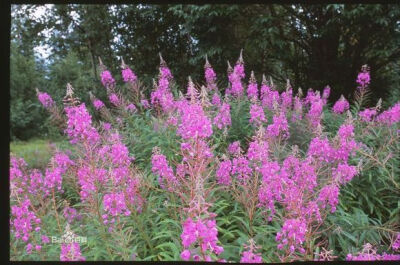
[10,4,400,140]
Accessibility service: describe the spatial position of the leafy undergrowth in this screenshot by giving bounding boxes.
[10,53,400,262]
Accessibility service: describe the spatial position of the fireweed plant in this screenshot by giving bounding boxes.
[10,51,400,262]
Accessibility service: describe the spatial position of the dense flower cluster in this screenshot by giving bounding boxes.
[37,91,54,109]
[280,88,293,111]
[11,199,41,243]
[151,151,178,190]
[359,108,377,122]
[63,207,80,223]
[108,93,120,106]
[211,93,221,106]
[393,233,400,250]
[204,58,217,89]
[216,159,232,185]
[101,70,115,88]
[214,103,231,130]
[332,95,350,114]
[227,57,245,97]
[240,239,263,263]
[64,103,100,145]
[356,67,370,88]
[180,217,224,261]
[276,218,307,254]
[240,250,263,263]
[247,72,258,100]
[93,99,105,110]
[346,243,400,261]
[60,242,86,261]
[151,62,175,112]
[261,83,280,110]
[377,102,400,126]
[16,52,400,262]
[122,67,137,83]
[102,192,131,225]
[266,112,289,138]
[176,101,213,139]
[306,91,324,128]
[141,99,150,109]
[228,141,241,155]
[126,103,137,112]
[249,104,266,125]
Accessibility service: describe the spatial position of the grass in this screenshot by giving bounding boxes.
[10,138,71,170]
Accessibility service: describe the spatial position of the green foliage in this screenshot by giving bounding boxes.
[10,4,400,140]
[10,139,71,170]
[9,3,400,261]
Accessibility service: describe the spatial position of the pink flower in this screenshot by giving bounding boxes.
[234,63,245,79]
[332,163,357,184]
[64,103,100,145]
[205,67,216,85]
[101,70,115,88]
[393,233,400,250]
[308,137,334,163]
[359,108,377,122]
[60,242,85,261]
[280,88,293,110]
[306,97,324,128]
[41,235,50,244]
[276,218,307,254]
[103,192,131,223]
[231,157,252,183]
[126,103,137,112]
[262,88,280,110]
[177,101,213,139]
[216,160,232,186]
[160,66,173,80]
[10,199,41,247]
[110,142,131,166]
[181,249,191,261]
[356,71,370,88]
[44,167,63,194]
[103,122,111,131]
[77,166,107,201]
[260,83,271,106]
[211,94,221,106]
[267,112,289,138]
[63,207,78,223]
[181,218,197,248]
[249,104,265,125]
[93,99,105,110]
[37,92,54,109]
[228,141,240,155]
[109,93,120,106]
[376,102,400,126]
[26,243,33,254]
[214,103,231,130]
[151,73,175,112]
[247,82,258,100]
[122,67,137,83]
[292,96,303,121]
[247,140,269,164]
[333,96,350,114]
[151,152,178,190]
[228,62,245,97]
[180,217,223,260]
[318,184,340,213]
[240,250,263,263]
[322,86,331,102]
[140,99,150,109]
